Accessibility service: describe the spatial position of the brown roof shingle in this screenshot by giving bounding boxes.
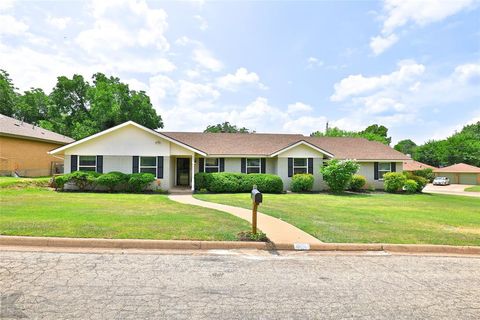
[434,163,480,173]
[0,114,74,144]
[403,160,436,171]
[161,131,409,160]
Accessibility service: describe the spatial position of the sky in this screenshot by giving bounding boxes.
[1,0,479,144]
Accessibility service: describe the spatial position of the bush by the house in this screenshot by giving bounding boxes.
[96,171,129,192]
[54,175,69,190]
[291,174,314,192]
[405,172,428,192]
[403,179,418,193]
[128,173,156,193]
[383,172,407,193]
[412,168,435,182]
[194,172,283,193]
[348,174,367,191]
[320,159,360,193]
[68,171,101,190]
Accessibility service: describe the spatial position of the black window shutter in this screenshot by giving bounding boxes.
[157,156,164,179]
[219,158,225,172]
[374,162,379,180]
[288,158,293,177]
[96,156,103,174]
[132,156,139,173]
[261,158,266,174]
[71,155,78,172]
[308,158,313,174]
[199,158,204,172]
[241,158,246,173]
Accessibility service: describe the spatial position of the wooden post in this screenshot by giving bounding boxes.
[252,201,258,234]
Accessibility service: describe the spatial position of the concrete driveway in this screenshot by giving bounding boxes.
[1,248,479,319]
[423,183,480,198]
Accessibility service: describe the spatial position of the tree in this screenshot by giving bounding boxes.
[394,139,417,155]
[0,69,17,117]
[311,124,391,145]
[320,159,360,193]
[15,88,50,124]
[204,122,250,133]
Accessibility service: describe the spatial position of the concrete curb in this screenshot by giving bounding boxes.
[1,236,479,255]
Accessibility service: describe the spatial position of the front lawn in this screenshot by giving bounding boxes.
[465,186,480,192]
[0,188,250,240]
[0,176,51,188]
[195,193,480,246]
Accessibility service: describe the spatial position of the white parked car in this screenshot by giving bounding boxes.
[433,176,450,186]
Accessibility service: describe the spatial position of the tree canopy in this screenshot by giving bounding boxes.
[0,70,163,140]
[204,122,251,133]
[311,124,391,145]
[394,139,417,155]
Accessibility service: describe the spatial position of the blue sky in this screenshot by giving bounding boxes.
[1,0,479,144]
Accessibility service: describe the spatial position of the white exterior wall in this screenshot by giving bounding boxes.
[357,161,404,189]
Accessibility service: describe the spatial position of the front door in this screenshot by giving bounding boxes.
[176,158,190,186]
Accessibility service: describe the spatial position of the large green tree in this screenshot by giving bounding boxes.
[0,69,17,117]
[394,139,417,155]
[204,122,251,133]
[311,124,391,145]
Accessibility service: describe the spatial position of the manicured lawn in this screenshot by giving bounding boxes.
[0,188,250,240]
[195,193,480,245]
[465,186,480,192]
[0,176,50,188]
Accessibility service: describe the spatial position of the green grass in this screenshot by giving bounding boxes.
[465,186,480,192]
[195,193,480,246]
[0,188,250,240]
[0,176,51,188]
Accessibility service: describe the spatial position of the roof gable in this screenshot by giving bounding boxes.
[434,163,480,173]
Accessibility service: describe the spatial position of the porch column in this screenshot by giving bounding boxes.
[191,154,195,191]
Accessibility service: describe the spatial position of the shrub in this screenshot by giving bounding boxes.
[96,171,129,192]
[237,231,268,242]
[403,179,418,194]
[405,172,428,192]
[194,172,283,193]
[383,172,407,193]
[320,159,360,193]
[69,171,100,190]
[412,168,435,182]
[128,173,156,193]
[348,174,367,191]
[291,174,314,192]
[54,174,70,190]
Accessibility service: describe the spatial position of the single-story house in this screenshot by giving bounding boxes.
[49,121,409,191]
[434,163,480,185]
[403,160,436,172]
[0,114,74,177]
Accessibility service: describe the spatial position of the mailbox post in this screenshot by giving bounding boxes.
[251,185,262,234]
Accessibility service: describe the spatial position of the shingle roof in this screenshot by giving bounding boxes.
[0,114,74,144]
[434,163,480,173]
[161,131,410,160]
[403,160,436,171]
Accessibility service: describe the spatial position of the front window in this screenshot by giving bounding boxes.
[247,158,261,174]
[205,158,220,173]
[293,158,308,174]
[140,156,157,176]
[79,156,96,172]
[378,162,391,180]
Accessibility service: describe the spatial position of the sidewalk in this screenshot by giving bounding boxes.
[169,194,322,245]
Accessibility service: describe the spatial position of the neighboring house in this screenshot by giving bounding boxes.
[434,163,480,185]
[49,121,409,191]
[403,160,436,172]
[0,114,74,177]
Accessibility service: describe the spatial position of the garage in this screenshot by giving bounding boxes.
[434,163,480,185]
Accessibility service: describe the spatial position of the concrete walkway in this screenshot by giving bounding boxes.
[169,194,322,245]
[423,184,480,198]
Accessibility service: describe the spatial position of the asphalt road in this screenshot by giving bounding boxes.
[0,249,479,320]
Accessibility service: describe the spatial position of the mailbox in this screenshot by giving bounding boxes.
[251,187,263,204]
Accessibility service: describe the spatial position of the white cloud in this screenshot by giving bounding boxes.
[283,116,327,134]
[177,80,220,109]
[193,47,223,72]
[370,0,475,54]
[453,63,480,83]
[287,102,313,114]
[194,15,208,31]
[46,15,71,30]
[307,57,324,68]
[0,0,16,11]
[0,14,28,35]
[369,34,398,55]
[216,67,264,91]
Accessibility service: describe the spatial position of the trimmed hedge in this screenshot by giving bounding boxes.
[383,172,407,193]
[348,174,367,192]
[403,179,418,193]
[291,174,314,192]
[55,171,156,193]
[194,172,283,193]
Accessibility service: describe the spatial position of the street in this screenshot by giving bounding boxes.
[0,249,479,319]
